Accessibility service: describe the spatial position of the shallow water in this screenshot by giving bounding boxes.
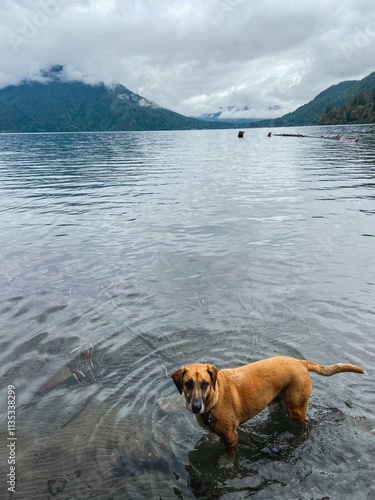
[0,126,374,499]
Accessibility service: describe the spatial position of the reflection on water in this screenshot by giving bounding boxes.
[0,126,374,499]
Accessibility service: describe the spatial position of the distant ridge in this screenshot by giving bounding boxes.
[0,65,232,133]
[194,105,271,125]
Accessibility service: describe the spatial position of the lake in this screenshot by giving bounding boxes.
[0,126,374,499]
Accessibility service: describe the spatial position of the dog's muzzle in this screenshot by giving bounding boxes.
[191,399,204,414]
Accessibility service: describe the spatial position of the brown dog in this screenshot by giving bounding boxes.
[172,356,365,450]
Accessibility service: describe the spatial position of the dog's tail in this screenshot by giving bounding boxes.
[303,360,366,376]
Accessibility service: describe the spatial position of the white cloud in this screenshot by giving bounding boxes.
[1,0,375,118]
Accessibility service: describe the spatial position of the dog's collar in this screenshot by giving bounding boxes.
[207,408,214,424]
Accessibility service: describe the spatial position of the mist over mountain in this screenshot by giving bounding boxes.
[194,105,281,125]
[1,66,374,133]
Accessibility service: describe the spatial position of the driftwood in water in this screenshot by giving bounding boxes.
[321,134,358,142]
[37,344,103,393]
[268,132,358,142]
[238,131,244,138]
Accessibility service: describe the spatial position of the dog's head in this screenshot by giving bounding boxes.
[171,363,218,414]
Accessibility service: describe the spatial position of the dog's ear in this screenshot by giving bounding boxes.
[171,366,187,394]
[206,364,218,391]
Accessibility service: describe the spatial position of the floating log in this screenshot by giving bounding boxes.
[272,133,306,138]
[268,132,358,142]
[238,131,244,138]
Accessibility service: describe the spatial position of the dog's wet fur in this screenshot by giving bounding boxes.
[172,356,365,452]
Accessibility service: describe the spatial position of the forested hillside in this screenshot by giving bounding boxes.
[320,88,375,125]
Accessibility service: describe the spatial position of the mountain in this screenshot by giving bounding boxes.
[249,80,358,128]
[0,66,232,133]
[247,70,375,128]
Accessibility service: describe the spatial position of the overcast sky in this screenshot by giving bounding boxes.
[1,0,375,118]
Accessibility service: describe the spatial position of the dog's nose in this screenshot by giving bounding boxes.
[191,400,202,414]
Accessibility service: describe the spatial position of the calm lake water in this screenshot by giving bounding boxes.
[0,126,374,499]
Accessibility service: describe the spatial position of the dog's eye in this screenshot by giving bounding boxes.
[201,380,209,389]
[185,379,194,390]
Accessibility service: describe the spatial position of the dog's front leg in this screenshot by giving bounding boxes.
[220,428,238,455]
